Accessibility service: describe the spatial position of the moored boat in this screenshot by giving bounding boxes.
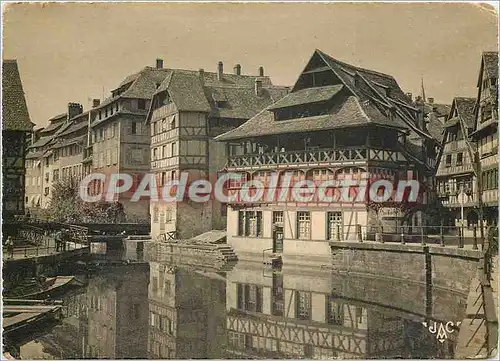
[3,276,85,300]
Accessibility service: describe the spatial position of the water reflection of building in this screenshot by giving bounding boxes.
[19,290,88,359]
[225,262,411,359]
[147,262,226,358]
[84,264,149,358]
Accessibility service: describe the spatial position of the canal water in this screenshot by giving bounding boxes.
[15,253,465,359]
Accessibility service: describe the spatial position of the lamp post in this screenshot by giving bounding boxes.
[458,188,466,248]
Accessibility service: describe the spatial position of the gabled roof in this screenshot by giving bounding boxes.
[99,67,172,109]
[146,68,289,123]
[481,51,498,80]
[166,70,211,112]
[215,95,407,140]
[57,119,88,138]
[51,135,86,149]
[216,49,429,141]
[2,60,33,131]
[29,135,54,148]
[268,85,343,110]
[453,97,476,129]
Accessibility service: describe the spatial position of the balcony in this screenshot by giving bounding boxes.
[436,163,474,177]
[225,147,406,170]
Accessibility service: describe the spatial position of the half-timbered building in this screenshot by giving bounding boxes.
[436,97,478,228]
[146,61,289,240]
[470,51,498,225]
[2,60,34,221]
[216,49,437,261]
[225,262,409,358]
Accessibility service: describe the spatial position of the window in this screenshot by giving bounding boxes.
[355,307,363,325]
[296,211,311,239]
[457,152,463,165]
[131,121,137,134]
[273,211,284,224]
[171,142,177,157]
[170,115,176,129]
[237,211,262,237]
[326,296,344,325]
[138,99,146,110]
[237,284,263,312]
[445,154,452,167]
[162,145,166,159]
[153,206,159,223]
[153,148,158,160]
[327,212,343,241]
[296,291,311,320]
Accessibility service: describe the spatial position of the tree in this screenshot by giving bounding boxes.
[46,178,125,223]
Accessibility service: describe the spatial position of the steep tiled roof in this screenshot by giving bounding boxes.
[2,60,33,131]
[268,85,343,110]
[148,68,289,122]
[482,51,498,79]
[424,103,450,118]
[216,95,407,140]
[167,71,211,112]
[26,150,44,160]
[29,136,54,148]
[217,49,429,141]
[57,120,88,137]
[454,97,476,129]
[51,135,86,149]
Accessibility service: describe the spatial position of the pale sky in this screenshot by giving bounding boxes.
[2,2,498,128]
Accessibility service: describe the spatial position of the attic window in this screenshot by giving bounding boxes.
[138,99,146,110]
[215,100,228,108]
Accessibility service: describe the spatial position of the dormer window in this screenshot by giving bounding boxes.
[215,100,228,108]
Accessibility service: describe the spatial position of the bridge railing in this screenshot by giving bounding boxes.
[7,219,90,247]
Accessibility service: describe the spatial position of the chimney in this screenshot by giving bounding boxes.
[67,103,83,120]
[217,61,223,81]
[92,99,101,108]
[406,92,413,102]
[255,79,263,96]
[156,58,163,69]
[234,64,241,75]
[428,97,434,104]
[258,66,264,77]
[199,69,204,85]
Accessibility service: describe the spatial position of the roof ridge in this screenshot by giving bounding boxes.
[317,49,396,80]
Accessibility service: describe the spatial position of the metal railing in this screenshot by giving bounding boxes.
[325,224,487,249]
[464,228,498,357]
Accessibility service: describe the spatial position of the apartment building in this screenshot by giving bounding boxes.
[436,97,477,227]
[216,49,438,262]
[25,104,85,209]
[146,60,289,240]
[90,60,171,222]
[470,51,498,225]
[2,60,34,220]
